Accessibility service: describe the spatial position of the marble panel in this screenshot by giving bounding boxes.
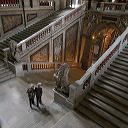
[30,44,49,62]
[65,22,79,62]
[1,14,23,33]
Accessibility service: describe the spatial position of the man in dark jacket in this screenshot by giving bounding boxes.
[35,83,43,107]
[27,85,35,109]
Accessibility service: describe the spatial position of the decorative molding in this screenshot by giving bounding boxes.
[27,13,37,22]
[1,14,23,33]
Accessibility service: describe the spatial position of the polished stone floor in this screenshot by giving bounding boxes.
[0,69,102,128]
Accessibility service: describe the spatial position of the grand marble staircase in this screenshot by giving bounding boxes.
[77,44,128,128]
[0,8,73,61]
[0,61,15,83]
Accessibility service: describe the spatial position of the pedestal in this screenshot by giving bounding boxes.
[53,89,73,109]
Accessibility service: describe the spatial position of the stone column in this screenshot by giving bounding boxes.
[60,0,67,9]
[75,19,82,63]
[49,38,53,62]
[62,30,66,62]
[0,16,3,38]
[33,0,39,8]
[91,0,98,10]
[81,34,92,70]
[54,0,60,11]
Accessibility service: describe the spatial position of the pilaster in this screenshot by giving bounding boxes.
[49,38,53,62]
[0,16,3,38]
[62,30,66,62]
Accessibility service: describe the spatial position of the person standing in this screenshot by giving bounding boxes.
[27,84,35,109]
[35,83,43,108]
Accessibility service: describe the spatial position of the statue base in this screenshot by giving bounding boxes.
[53,89,73,109]
[55,86,69,97]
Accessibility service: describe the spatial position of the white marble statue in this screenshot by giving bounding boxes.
[9,40,21,63]
[54,63,70,94]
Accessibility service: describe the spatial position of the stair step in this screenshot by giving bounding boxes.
[105,71,128,84]
[119,53,128,59]
[95,81,128,100]
[0,68,10,75]
[0,74,15,83]
[120,50,128,56]
[124,46,128,50]
[93,86,128,106]
[19,32,30,38]
[102,74,128,89]
[0,71,14,79]
[12,35,25,40]
[115,58,128,67]
[98,77,128,93]
[0,43,6,49]
[77,105,117,128]
[89,90,128,115]
[86,95,128,124]
[3,40,10,46]
[116,56,128,63]
[0,62,5,67]
[108,66,128,78]
[123,48,128,53]
[112,62,128,72]
[81,100,128,128]
[10,37,21,42]
[14,34,27,39]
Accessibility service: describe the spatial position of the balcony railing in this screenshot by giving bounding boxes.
[99,2,128,12]
[39,0,53,7]
[0,0,20,7]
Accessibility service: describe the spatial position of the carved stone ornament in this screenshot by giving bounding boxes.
[53,63,70,95]
[9,40,21,63]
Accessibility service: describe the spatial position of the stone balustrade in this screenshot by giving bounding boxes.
[17,3,86,56]
[39,0,53,7]
[68,27,128,107]
[100,2,127,12]
[22,62,61,72]
[0,0,20,7]
[22,61,79,72]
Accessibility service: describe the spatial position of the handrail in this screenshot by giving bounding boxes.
[69,27,128,106]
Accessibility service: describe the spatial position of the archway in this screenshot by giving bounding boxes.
[81,22,120,70]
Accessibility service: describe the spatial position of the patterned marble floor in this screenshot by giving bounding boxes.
[0,69,102,128]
